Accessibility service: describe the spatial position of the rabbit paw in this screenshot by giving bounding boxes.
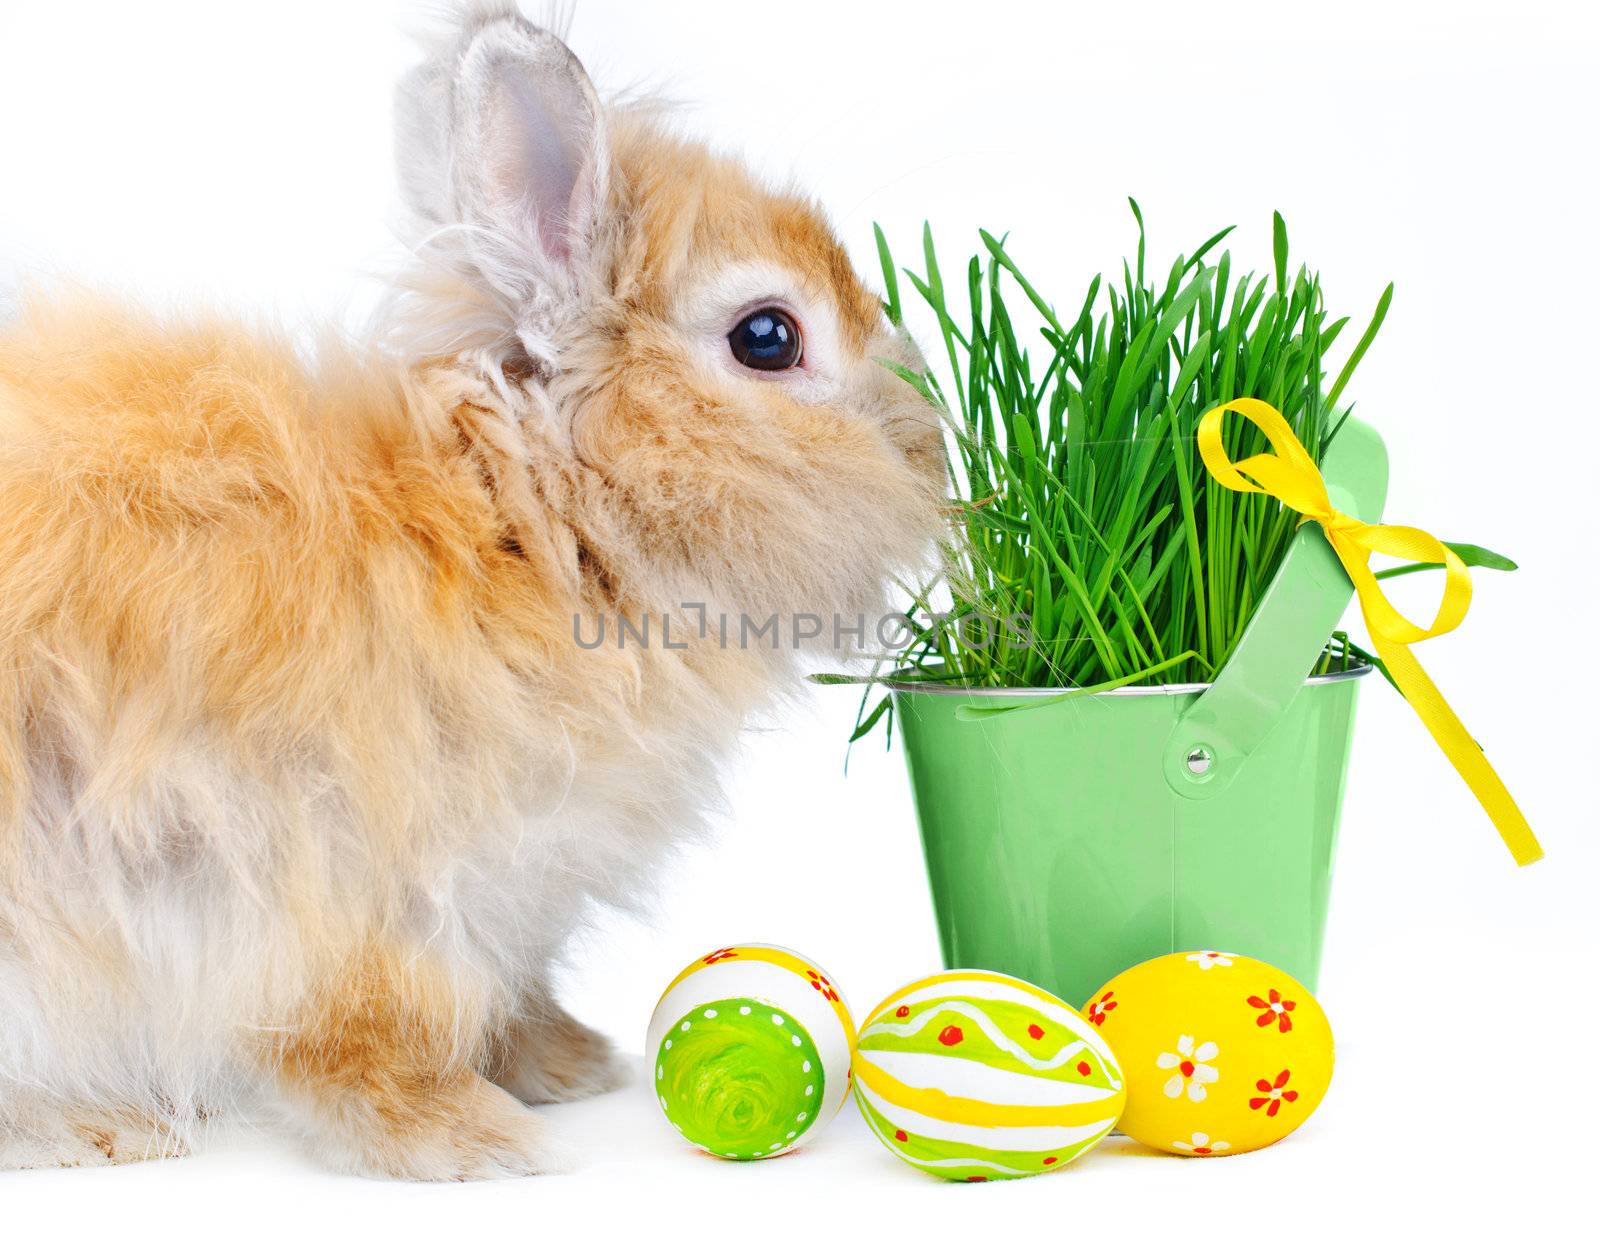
[277,955,575,1180]
[490,1004,630,1105]
[0,1100,190,1170]
[373,1080,571,1182]
[292,1070,571,1182]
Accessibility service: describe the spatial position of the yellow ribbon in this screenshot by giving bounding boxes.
[1197,397,1542,867]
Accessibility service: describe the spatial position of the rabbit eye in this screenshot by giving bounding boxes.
[728,307,802,371]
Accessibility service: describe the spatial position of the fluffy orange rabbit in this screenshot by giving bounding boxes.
[0,4,942,1178]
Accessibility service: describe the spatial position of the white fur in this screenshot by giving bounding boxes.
[0,2,942,1178]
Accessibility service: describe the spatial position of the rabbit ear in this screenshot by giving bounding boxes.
[395,11,609,323]
[451,18,608,284]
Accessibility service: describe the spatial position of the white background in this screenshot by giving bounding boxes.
[2,0,1597,1246]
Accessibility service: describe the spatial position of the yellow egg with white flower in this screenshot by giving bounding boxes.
[1084,951,1333,1156]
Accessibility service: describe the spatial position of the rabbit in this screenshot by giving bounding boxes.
[0,3,943,1180]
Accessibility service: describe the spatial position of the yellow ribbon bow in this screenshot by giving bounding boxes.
[1197,397,1542,867]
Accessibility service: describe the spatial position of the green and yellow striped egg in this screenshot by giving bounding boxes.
[853,970,1125,1182]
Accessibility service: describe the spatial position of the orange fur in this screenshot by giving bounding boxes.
[0,6,943,1179]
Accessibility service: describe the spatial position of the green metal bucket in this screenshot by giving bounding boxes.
[890,417,1390,1008]
[893,668,1365,1007]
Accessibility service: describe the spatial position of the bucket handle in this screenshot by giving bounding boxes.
[1161,416,1389,799]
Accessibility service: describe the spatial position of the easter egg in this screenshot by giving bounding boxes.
[646,943,855,1160]
[1084,951,1334,1157]
[853,969,1125,1182]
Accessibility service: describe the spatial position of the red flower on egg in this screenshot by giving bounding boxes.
[1247,989,1296,1033]
[1172,1132,1230,1155]
[805,969,841,1003]
[1086,992,1118,1026]
[1249,1069,1299,1117]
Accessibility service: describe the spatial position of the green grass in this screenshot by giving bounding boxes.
[830,205,1425,746]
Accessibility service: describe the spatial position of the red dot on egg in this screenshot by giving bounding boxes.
[938,1025,964,1047]
[1042,1156,1058,1165]
[894,1130,908,1142]
[1027,1023,1044,1040]
[895,1006,909,1018]
[1077,1061,1092,1076]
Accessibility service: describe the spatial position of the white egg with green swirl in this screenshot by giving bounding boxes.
[647,944,855,1160]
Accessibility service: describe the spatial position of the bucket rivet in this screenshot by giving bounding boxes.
[1185,746,1214,776]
